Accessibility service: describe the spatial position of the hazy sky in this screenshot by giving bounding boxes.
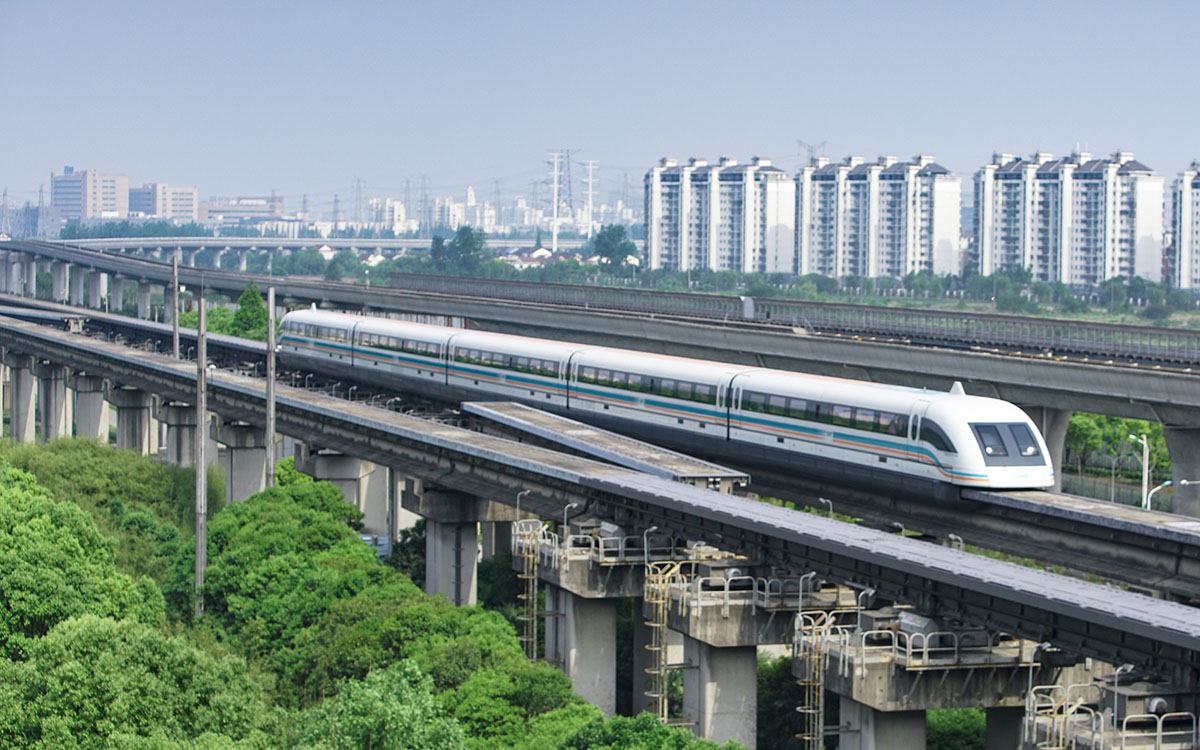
[2,0,1197,214]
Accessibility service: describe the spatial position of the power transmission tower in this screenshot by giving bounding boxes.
[419,175,431,236]
[547,150,563,253]
[332,194,340,227]
[404,178,412,221]
[562,149,575,217]
[797,139,828,165]
[301,194,309,218]
[1,188,8,237]
[583,160,597,238]
[354,177,364,223]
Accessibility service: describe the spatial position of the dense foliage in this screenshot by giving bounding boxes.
[179,283,271,341]
[0,441,738,749]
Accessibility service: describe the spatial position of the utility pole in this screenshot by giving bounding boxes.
[265,286,276,487]
[583,160,598,238]
[171,254,180,358]
[194,289,208,619]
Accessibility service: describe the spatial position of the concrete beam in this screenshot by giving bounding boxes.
[298,449,389,535]
[158,401,196,467]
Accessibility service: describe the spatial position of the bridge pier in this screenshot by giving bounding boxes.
[236,250,248,272]
[838,696,926,750]
[158,402,196,466]
[51,262,68,303]
[70,374,108,440]
[107,275,127,314]
[4,352,35,442]
[298,449,389,535]
[34,362,71,442]
[544,585,618,715]
[137,282,152,320]
[213,419,269,503]
[86,271,108,310]
[8,257,25,297]
[24,256,36,297]
[68,266,85,306]
[1021,405,1071,491]
[1164,427,1200,518]
[681,638,757,748]
[108,386,153,454]
[985,706,1024,750]
[0,252,9,293]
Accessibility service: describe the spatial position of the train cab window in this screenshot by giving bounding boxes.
[831,405,853,427]
[743,392,767,413]
[919,420,957,453]
[972,425,1008,456]
[1008,424,1041,457]
[854,408,877,431]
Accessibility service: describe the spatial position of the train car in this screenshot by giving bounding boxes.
[276,309,1055,493]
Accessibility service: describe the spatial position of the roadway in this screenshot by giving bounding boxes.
[0,312,1198,686]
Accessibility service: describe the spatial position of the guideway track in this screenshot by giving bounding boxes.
[1,314,1199,686]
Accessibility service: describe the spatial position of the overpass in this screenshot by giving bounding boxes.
[46,234,625,255]
[3,238,1200,516]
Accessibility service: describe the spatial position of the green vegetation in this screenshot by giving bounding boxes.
[179,283,271,341]
[0,439,739,749]
[927,708,985,750]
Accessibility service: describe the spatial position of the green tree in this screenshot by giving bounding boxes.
[431,226,490,274]
[325,250,364,282]
[1065,413,1103,474]
[294,661,466,750]
[588,225,638,270]
[927,707,985,750]
[231,283,268,340]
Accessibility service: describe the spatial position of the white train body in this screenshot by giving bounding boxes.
[278,309,1055,491]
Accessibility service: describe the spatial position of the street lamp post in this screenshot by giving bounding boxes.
[515,489,531,521]
[1113,663,1135,739]
[818,497,833,518]
[561,502,579,536]
[1146,479,1199,511]
[643,525,659,562]
[1129,434,1150,509]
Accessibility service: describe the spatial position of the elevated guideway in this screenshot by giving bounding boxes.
[5,294,1200,599]
[0,313,1199,686]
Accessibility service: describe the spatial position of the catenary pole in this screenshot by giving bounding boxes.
[194,289,207,618]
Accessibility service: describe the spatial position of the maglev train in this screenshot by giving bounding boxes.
[277,309,1055,495]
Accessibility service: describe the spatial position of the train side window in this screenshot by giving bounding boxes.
[596,369,612,385]
[579,366,596,384]
[767,395,787,416]
[855,408,876,432]
[658,379,676,398]
[627,373,645,391]
[831,405,853,427]
[676,382,694,401]
[694,384,714,405]
[743,392,767,413]
[787,398,807,419]
[920,420,957,453]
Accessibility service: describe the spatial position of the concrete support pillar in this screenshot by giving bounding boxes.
[34,362,71,442]
[425,519,479,605]
[136,282,152,319]
[107,275,126,314]
[108,387,152,454]
[87,271,108,310]
[544,586,618,715]
[1164,426,1200,518]
[51,262,68,303]
[212,420,270,503]
[299,452,390,534]
[388,470,424,541]
[70,374,108,439]
[479,521,512,560]
[838,696,926,750]
[681,637,757,748]
[183,249,197,267]
[237,250,248,272]
[985,705,1024,750]
[8,258,24,297]
[158,401,196,466]
[24,257,36,297]
[5,353,36,443]
[1021,405,1071,492]
[68,266,85,306]
[0,253,9,293]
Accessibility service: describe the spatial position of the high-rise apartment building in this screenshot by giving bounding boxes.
[50,166,130,221]
[644,157,794,273]
[974,151,1163,285]
[794,155,961,278]
[1172,161,1200,290]
[129,183,199,221]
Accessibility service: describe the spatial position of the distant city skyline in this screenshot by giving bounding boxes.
[2,1,1198,209]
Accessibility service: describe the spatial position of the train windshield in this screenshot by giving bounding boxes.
[970,423,1044,466]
